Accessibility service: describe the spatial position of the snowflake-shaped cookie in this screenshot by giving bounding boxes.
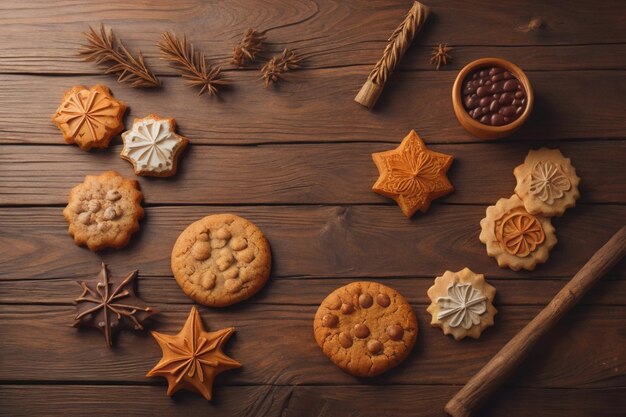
[121,114,189,177]
[427,268,497,341]
[514,148,580,217]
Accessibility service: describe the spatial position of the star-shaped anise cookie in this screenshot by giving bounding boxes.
[372,130,454,217]
[121,114,189,177]
[74,263,157,346]
[52,85,126,150]
[147,306,241,400]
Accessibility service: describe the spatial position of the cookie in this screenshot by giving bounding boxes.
[313,281,417,377]
[514,148,581,217]
[171,214,271,307]
[51,85,126,150]
[479,194,557,271]
[63,171,144,251]
[121,114,189,177]
[372,130,454,218]
[426,268,497,341]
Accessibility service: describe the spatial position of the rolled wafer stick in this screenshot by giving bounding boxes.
[445,225,626,417]
[354,1,429,109]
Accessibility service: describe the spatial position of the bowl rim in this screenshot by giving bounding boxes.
[452,57,534,134]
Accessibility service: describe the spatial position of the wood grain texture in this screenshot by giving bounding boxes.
[2,141,624,206]
[1,385,623,417]
[1,0,625,74]
[0,303,623,388]
[1,205,624,281]
[1,70,625,146]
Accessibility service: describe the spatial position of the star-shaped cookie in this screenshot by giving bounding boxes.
[74,263,157,346]
[121,114,189,177]
[52,85,126,150]
[147,306,241,400]
[372,130,454,217]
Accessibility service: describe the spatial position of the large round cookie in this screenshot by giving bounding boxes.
[171,214,271,307]
[313,281,417,377]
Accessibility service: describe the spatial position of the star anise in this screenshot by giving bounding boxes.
[430,43,452,70]
[231,28,266,67]
[260,48,301,87]
[74,263,157,346]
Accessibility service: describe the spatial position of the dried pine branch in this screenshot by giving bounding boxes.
[80,24,160,88]
[231,29,266,66]
[368,2,428,85]
[157,32,228,96]
[260,49,301,87]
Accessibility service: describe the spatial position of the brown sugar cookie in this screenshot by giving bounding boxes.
[52,85,126,151]
[171,214,271,307]
[479,194,557,271]
[372,130,454,218]
[121,114,189,177]
[514,148,581,217]
[63,171,144,251]
[426,268,497,341]
[313,281,417,377]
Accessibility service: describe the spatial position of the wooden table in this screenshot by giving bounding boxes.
[1,1,625,416]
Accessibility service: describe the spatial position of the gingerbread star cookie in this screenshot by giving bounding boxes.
[147,306,241,400]
[427,268,497,341]
[63,171,144,251]
[372,130,454,217]
[52,85,126,150]
[313,281,417,377]
[479,194,557,271]
[514,148,581,217]
[171,214,271,307]
[121,114,189,177]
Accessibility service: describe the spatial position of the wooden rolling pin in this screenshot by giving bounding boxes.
[445,225,626,417]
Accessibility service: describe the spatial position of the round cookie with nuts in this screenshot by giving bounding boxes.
[63,171,144,251]
[313,281,417,377]
[171,214,271,307]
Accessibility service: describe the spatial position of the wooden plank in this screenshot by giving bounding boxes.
[1,0,625,74]
[1,70,625,145]
[0,303,623,388]
[1,275,625,307]
[0,384,623,417]
[2,140,624,206]
[1,205,623,281]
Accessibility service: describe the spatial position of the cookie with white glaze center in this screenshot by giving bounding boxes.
[171,214,271,307]
[313,281,417,377]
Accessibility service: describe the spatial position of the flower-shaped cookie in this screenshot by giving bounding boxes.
[52,85,126,150]
[372,130,454,218]
[514,148,580,216]
[121,114,189,177]
[427,268,496,340]
[479,194,557,271]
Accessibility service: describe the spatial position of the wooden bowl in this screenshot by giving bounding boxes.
[452,58,533,140]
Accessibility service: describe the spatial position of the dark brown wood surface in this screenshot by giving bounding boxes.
[0,1,625,416]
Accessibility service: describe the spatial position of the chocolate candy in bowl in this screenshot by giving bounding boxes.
[452,58,533,140]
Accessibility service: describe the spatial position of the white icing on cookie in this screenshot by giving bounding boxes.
[529,160,571,205]
[121,117,186,175]
[436,283,487,329]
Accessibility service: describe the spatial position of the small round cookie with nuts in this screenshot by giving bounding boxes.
[63,171,144,251]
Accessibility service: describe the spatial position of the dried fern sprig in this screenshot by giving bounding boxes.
[231,29,266,66]
[157,32,228,96]
[79,24,160,88]
[260,49,301,87]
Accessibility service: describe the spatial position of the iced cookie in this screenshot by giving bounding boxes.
[514,148,581,217]
[372,130,454,218]
[426,268,496,341]
[171,214,271,307]
[63,171,144,251]
[479,194,557,271]
[121,114,189,177]
[52,85,126,150]
[313,281,417,377]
